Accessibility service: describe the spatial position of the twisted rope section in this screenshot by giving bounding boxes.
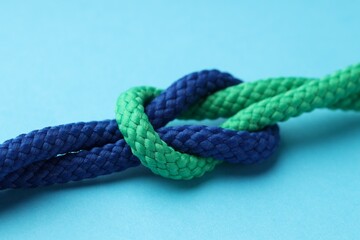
[0,70,279,188]
[116,63,360,179]
[223,64,360,131]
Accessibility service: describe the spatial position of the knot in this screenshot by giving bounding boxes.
[1,63,359,188]
[117,63,360,180]
[116,70,280,179]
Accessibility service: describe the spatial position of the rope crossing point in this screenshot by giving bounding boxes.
[1,63,360,188]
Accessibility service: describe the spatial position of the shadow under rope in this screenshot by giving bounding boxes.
[0,111,360,214]
[281,111,360,149]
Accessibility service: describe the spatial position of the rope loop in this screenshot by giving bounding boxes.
[116,63,360,179]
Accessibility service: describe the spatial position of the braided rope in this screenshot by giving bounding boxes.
[0,63,359,188]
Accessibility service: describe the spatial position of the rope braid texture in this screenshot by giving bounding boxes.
[0,63,359,188]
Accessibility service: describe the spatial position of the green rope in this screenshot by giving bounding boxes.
[116,63,360,180]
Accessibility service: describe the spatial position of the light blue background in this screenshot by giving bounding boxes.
[0,1,360,239]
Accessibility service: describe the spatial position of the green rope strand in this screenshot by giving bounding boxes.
[116,63,360,180]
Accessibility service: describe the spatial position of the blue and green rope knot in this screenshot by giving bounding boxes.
[1,63,360,188]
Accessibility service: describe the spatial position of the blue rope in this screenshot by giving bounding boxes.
[0,70,280,188]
